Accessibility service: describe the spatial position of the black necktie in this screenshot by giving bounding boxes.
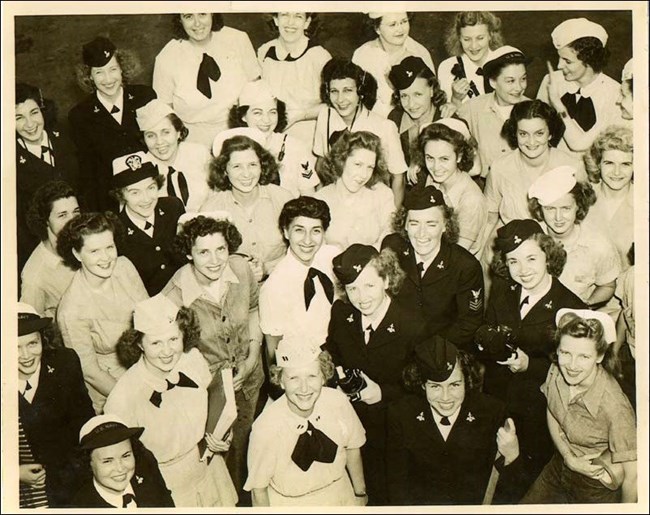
[304,267,334,310]
[143,221,153,232]
[364,324,374,344]
[110,105,120,114]
[122,493,135,507]
[417,262,425,277]
[197,53,221,98]
[25,381,32,392]
[149,372,198,407]
[291,421,338,471]
[440,416,451,426]
[167,166,190,206]
[328,129,348,149]
[41,146,49,155]
[561,91,597,131]
[519,296,529,311]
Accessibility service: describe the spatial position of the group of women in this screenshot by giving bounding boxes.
[15,10,638,509]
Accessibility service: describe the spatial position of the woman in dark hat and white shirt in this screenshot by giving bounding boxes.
[69,36,156,212]
[18,302,94,508]
[481,219,584,500]
[538,18,626,157]
[325,243,426,505]
[72,413,174,507]
[387,335,522,505]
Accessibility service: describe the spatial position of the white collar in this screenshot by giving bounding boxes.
[20,130,50,156]
[520,274,553,315]
[93,478,135,508]
[124,206,155,232]
[430,405,461,441]
[19,362,42,402]
[178,261,240,307]
[274,35,309,60]
[361,296,391,331]
[96,87,124,114]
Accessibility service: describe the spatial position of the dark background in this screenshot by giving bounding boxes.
[15,10,632,129]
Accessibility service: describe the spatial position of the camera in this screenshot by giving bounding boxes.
[336,366,367,402]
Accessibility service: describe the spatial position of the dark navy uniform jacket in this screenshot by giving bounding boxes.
[20,347,94,507]
[68,84,156,212]
[117,196,185,296]
[382,233,484,351]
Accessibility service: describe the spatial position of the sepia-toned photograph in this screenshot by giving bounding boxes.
[2,1,648,512]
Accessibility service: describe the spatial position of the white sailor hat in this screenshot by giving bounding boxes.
[551,18,608,49]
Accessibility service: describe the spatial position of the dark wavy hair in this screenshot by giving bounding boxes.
[412,123,476,174]
[170,13,224,39]
[402,350,482,395]
[174,216,242,259]
[264,12,320,39]
[56,212,124,270]
[361,12,415,42]
[320,58,378,111]
[269,349,335,387]
[567,37,609,73]
[227,98,288,133]
[109,174,165,203]
[335,248,405,300]
[528,181,597,224]
[553,312,618,377]
[390,65,447,109]
[26,181,80,241]
[208,135,280,191]
[584,125,633,184]
[444,11,505,56]
[116,306,201,369]
[15,82,58,129]
[491,232,566,279]
[278,196,331,233]
[75,49,141,94]
[501,100,565,150]
[318,130,390,187]
[26,322,64,351]
[391,204,460,245]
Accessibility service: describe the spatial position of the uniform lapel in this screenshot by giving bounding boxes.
[119,210,152,243]
[368,301,400,350]
[341,305,366,352]
[421,240,452,285]
[521,278,558,324]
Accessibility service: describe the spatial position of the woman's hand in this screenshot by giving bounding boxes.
[451,78,471,102]
[233,361,252,392]
[359,371,382,405]
[406,163,421,185]
[564,452,606,479]
[496,418,520,466]
[248,256,264,282]
[205,430,232,453]
[19,464,46,488]
[496,348,529,373]
[545,61,565,113]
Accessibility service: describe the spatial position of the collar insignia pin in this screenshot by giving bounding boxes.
[20,156,26,164]
[466,412,475,422]
[347,314,354,323]
[47,365,54,374]
[387,323,395,333]
[416,412,425,421]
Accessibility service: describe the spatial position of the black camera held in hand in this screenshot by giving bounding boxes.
[336,366,367,402]
[474,324,519,362]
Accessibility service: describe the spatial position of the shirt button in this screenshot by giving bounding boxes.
[160,264,166,270]
[222,316,226,322]
[155,246,161,251]
[248,219,253,223]
[226,338,230,343]
[251,242,256,246]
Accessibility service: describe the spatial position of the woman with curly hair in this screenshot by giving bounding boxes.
[314,58,407,206]
[136,99,212,212]
[256,13,331,145]
[57,211,148,413]
[245,339,367,506]
[21,181,80,319]
[437,11,505,106]
[104,295,237,507]
[387,335,522,505]
[381,186,484,350]
[482,219,584,500]
[315,131,395,249]
[583,125,634,268]
[201,134,291,279]
[324,243,426,505]
[227,80,319,196]
[387,56,452,165]
[69,37,156,212]
[153,13,260,148]
[538,18,625,157]
[352,12,435,118]
[411,120,486,256]
[528,165,621,310]
[161,213,263,497]
[16,83,79,273]
[523,309,636,503]
[17,302,94,507]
